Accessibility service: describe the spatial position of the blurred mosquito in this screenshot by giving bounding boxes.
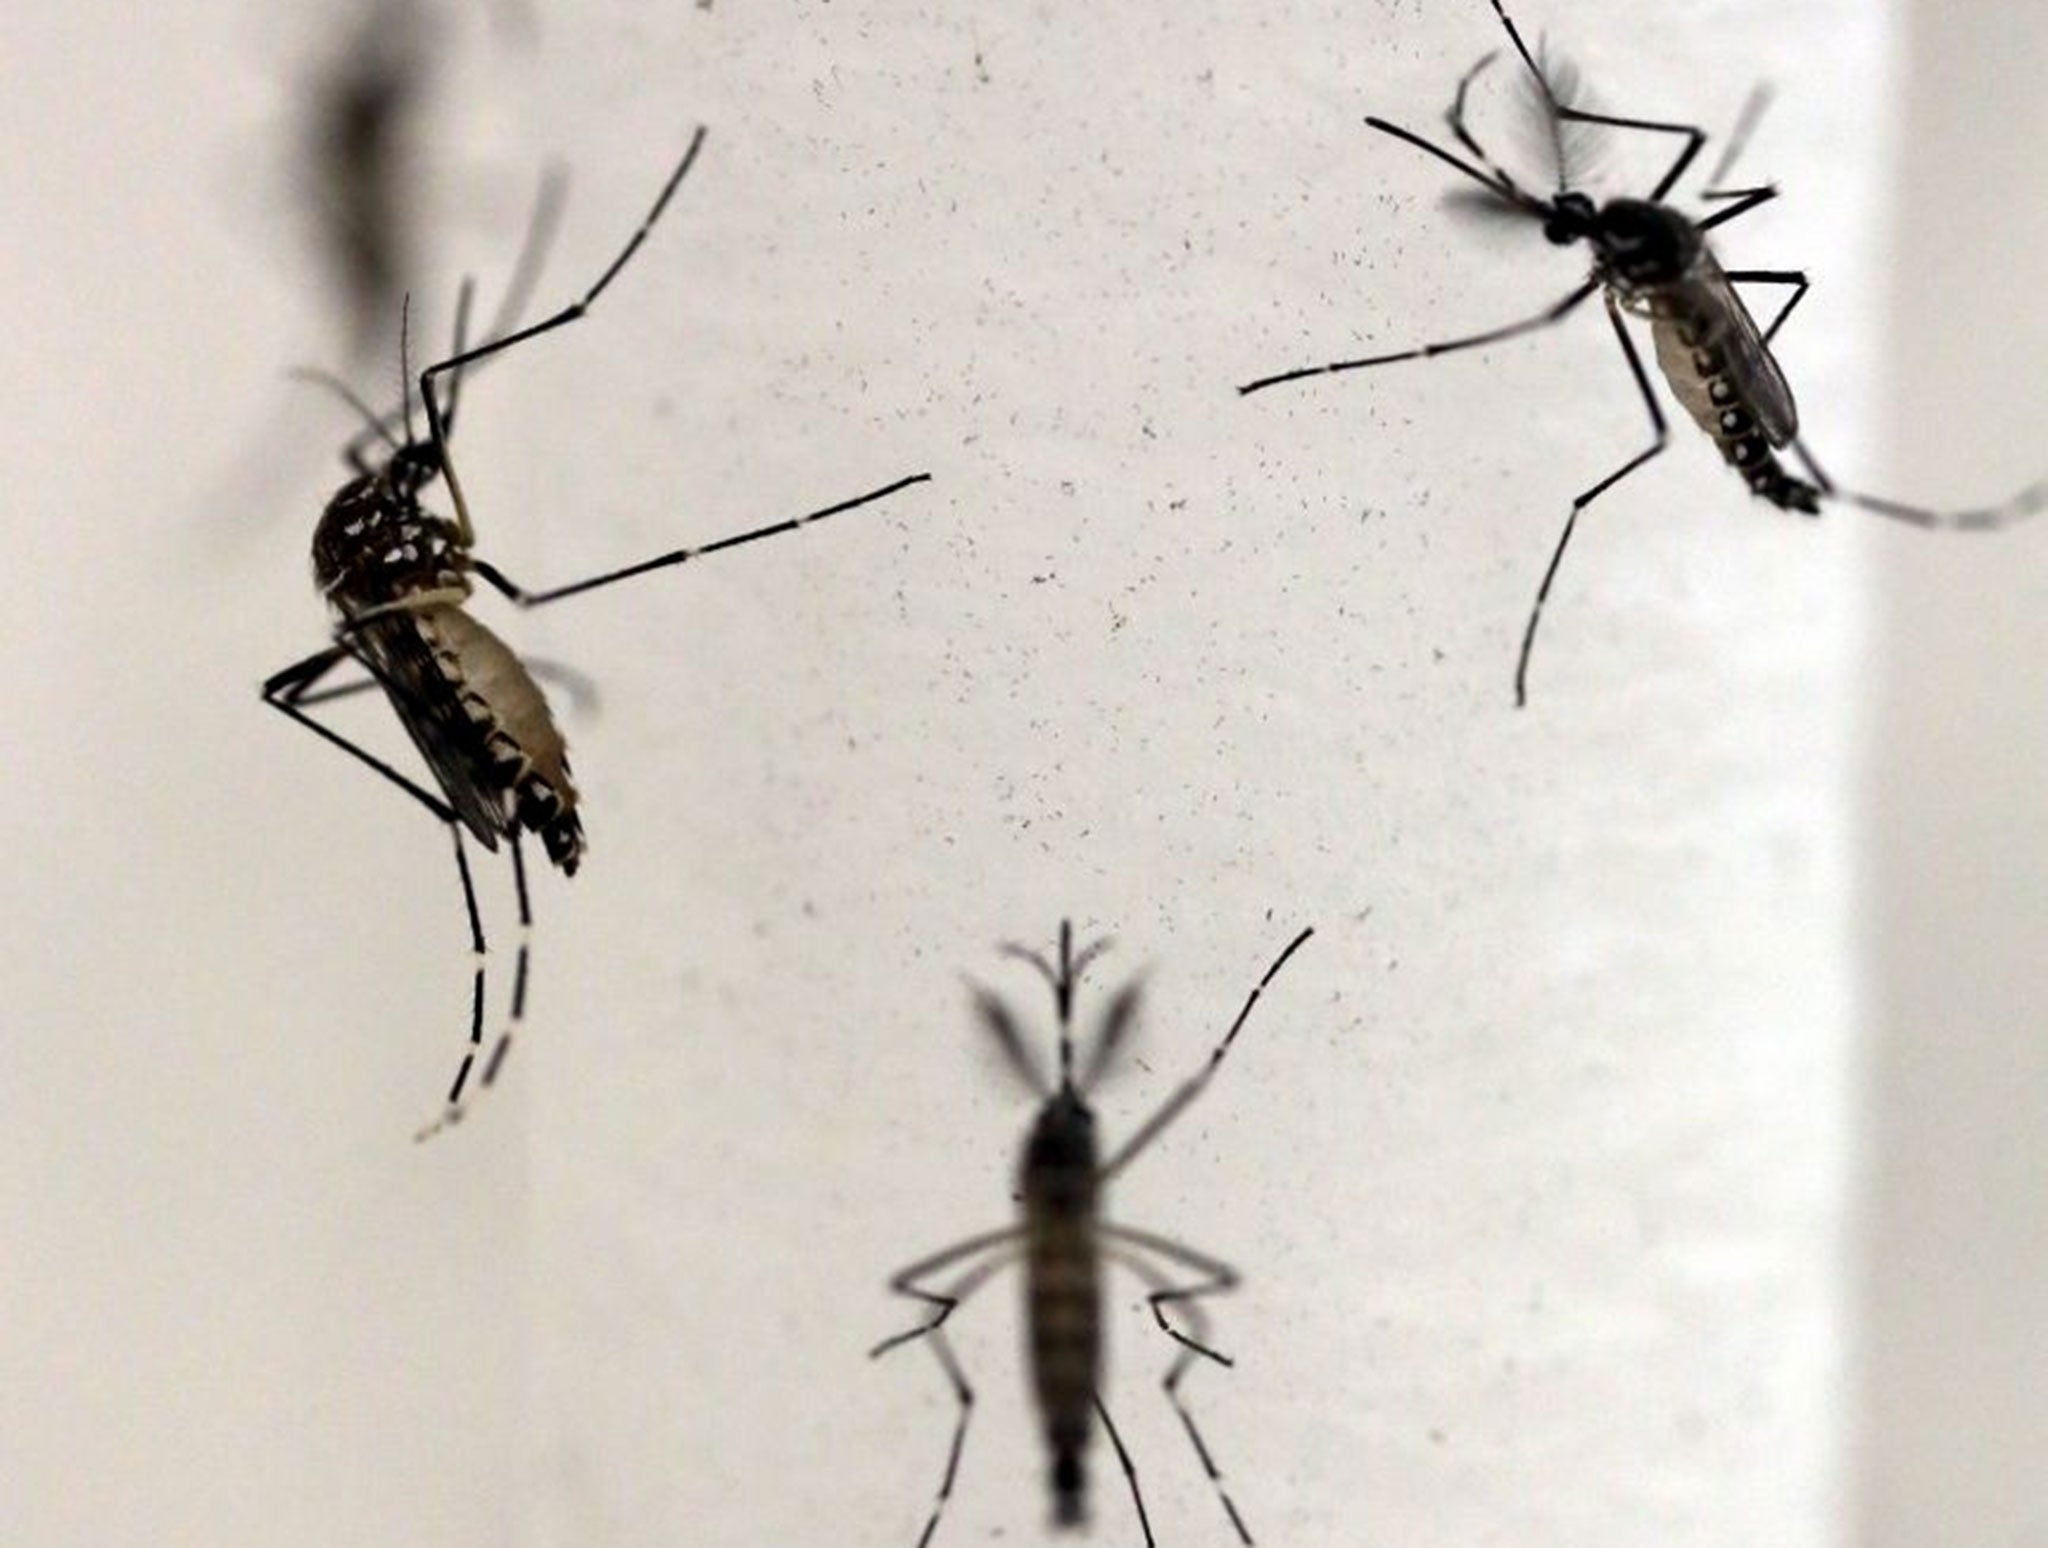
[871,920,1315,1547]
[263,126,931,1139]
[1240,0,2046,706]
[302,0,431,361]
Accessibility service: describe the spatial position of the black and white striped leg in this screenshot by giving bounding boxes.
[1790,441,2048,533]
[870,1228,1024,1548]
[1108,1226,1254,1544]
[466,471,934,609]
[906,1328,974,1548]
[1516,295,1669,708]
[414,832,530,1142]
[1238,278,1600,397]
[1098,926,1315,1183]
[417,128,709,546]
[1094,1393,1156,1548]
[265,646,516,1142]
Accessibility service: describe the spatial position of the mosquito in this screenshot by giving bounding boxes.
[1239,0,2046,706]
[302,0,431,360]
[262,126,932,1139]
[871,920,1316,1547]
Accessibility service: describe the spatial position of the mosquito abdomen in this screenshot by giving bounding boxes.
[1021,1097,1101,1526]
[416,605,586,872]
[1650,314,1821,515]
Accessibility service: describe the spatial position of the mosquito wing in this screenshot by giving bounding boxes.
[348,612,509,850]
[1674,248,1798,445]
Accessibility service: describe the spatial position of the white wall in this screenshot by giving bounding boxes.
[1858,4,2048,1544]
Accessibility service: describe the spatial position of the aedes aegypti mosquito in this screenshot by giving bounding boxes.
[262,126,931,1140]
[871,920,1315,1547]
[1240,0,2046,706]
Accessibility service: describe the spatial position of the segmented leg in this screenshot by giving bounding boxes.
[1099,925,1315,1183]
[870,1228,1025,1548]
[1094,1394,1156,1548]
[1238,278,1598,397]
[420,128,709,545]
[264,647,519,1139]
[263,644,460,822]
[414,832,530,1142]
[1791,442,2048,533]
[1108,1225,1254,1545]
[1482,0,1706,198]
[1516,294,1668,708]
[466,471,933,609]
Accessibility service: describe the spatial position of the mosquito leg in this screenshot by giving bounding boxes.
[436,276,478,436]
[1097,927,1314,1183]
[869,1228,1025,1360]
[1105,1225,1241,1365]
[265,646,507,1141]
[415,833,532,1142]
[1238,279,1599,397]
[1790,441,2048,533]
[1441,52,1537,204]
[286,635,594,724]
[440,167,570,439]
[1095,1394,1156,1548]
[1563,103,1706,201]
[905,1327,974,1548]
[872,1234,1024,1548]
[284,651,596,718]
[407,827,493,1143]
[481,834,531,1091]
[262,645,461,825]
[1516,295,1668,708]
[1478,1,1706,198]
[1720,269,1808,345]
[290,667,387,709]
[1363,112,1536,208]
[465,471,933,609]
[1695,183,1779,231]
[421,130,703,398]
[1107,1230,1253,1545]
[420,128,708,542]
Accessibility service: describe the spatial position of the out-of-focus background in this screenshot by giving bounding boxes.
[1,1,2040,1545]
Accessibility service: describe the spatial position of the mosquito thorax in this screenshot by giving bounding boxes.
[1589,197,1701,290]
[311,463,470,617]
[1022,1091,1099,1206]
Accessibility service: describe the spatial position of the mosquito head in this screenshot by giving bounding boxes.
[384,434,444,501]
[1541,190,1598,246]
[1589,197,1701,289]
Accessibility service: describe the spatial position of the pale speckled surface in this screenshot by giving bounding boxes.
[1858,2,2048,1545]
[0,1,1919,1545]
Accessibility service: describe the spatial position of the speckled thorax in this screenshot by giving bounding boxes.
[311,472,471,619]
